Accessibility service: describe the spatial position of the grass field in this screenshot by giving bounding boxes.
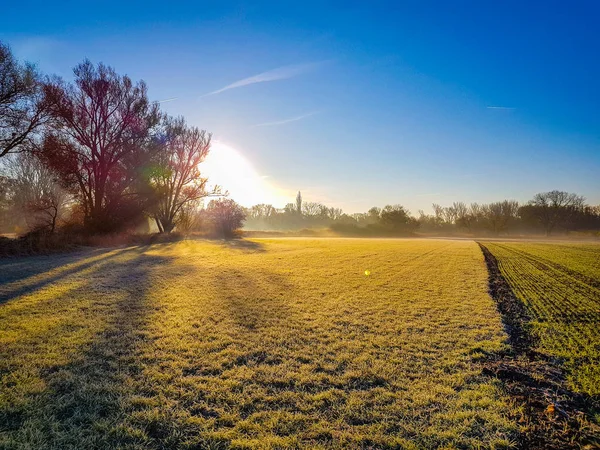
[0,239,517,449]
[481,242,600,398]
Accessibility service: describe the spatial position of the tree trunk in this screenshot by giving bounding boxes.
[155,218,164,233]
[163,220,175,233]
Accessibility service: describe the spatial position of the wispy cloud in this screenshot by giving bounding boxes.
[201,61,328,97]
[486,106,516,111]
[251,111,320,128]
[155,97,178,104]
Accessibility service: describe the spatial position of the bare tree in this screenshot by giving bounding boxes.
[522,190,585,235]
[247,204,276,221]
[40,60,161,232]
[432,203,445,224]
[151,116,220,233]
[302,201,322,217]
[283,203,297,215]
[0,41,48,158]
[4,152,69,232]
[329,207,343,221]
[453,201,470,229]
[481,200,519,235]
[442,204,457,224]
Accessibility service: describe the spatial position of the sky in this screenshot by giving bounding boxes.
[2,1,599,214]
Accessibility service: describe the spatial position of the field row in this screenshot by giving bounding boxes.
[482,242,600,396]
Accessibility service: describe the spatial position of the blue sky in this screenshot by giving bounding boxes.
[2,1,599,213]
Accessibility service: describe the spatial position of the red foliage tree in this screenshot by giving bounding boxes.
[40,60,161,232]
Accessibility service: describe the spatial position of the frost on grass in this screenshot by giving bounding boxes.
[0,239,518,449]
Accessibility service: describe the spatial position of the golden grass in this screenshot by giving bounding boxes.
[0,238,517,449]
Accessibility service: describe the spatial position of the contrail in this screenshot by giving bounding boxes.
[155,97,178,104]
[486,106,515,110]
[200,61,329,97]
[251,111,320,128]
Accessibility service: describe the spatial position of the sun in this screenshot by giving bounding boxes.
[201,141,289,207]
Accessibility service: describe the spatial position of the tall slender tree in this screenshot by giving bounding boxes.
[296,191,302,215]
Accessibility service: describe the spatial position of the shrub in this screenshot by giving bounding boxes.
[205,199,246,238]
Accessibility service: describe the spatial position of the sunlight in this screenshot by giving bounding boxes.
[202,141,290,207]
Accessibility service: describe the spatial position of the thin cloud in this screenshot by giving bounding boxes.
[251,111,320,128]
[486,106,516,111]
[156,97,178,104]
[201,61,328,97]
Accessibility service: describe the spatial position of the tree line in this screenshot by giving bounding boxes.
[243,190,600,236]
[0,41,244,240]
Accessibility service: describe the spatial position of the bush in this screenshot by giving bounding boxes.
[205,199,246,238]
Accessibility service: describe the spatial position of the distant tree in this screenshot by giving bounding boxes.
[302,201,322,217]
[0,41,48,158]
[247,204,272,220]
[296,191,302,215]
[520,191,585,235]
[432,203,445,223]
[482,200,519,235]
[150,116,220,233]
[40,60,161,232]
[442,204,457,224]
[329,207,343,221]
[380,204,418,231]
[351,212,369,225]
[205,198,246,238]
[5,152,69,232]
[368,207,381,223]
[283,203,297,215]
[453,202,468,229]
[468,203,484,230]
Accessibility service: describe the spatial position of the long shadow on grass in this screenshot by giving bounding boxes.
[213,268,295,334]
[0,247,196,448]
[0,247,140,305]
[218,238,266,253]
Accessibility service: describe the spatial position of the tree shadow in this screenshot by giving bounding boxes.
[0,247,194,447]
[0,247,141,305]
[212,268,296,333]
[218,238,266,253]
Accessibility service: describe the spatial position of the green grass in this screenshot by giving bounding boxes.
[482,241,600,396]
[0,238,517,449]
